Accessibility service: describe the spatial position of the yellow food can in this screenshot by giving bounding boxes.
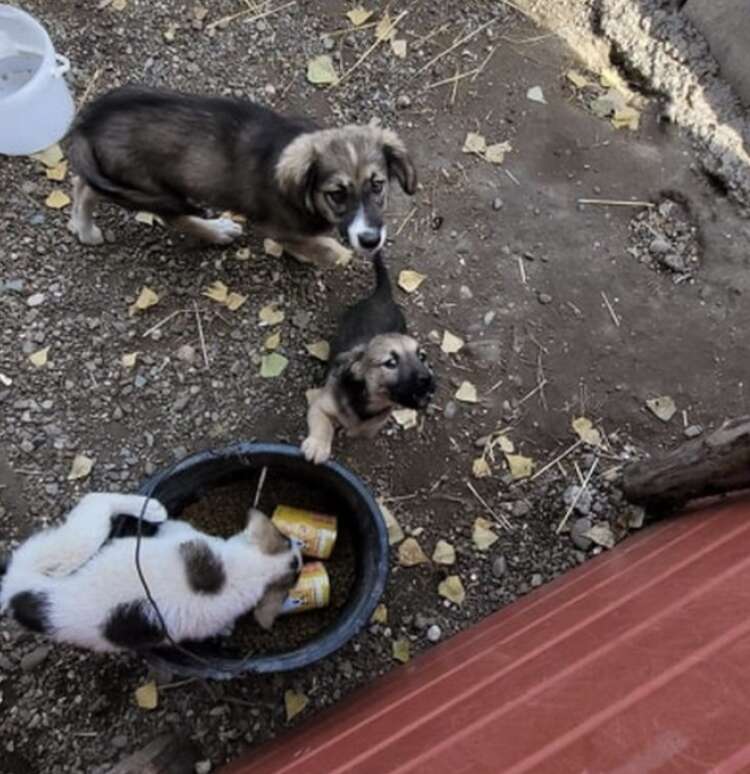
[272,505,338,559]
[281,561,330,615]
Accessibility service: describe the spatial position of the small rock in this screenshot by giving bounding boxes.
[492,555,507,578]
[648,237,671,255]
[4,279,25,293]
[459,285,473,300]
[658,253,687,273]
[511,501,530,518]
[322,36,335,52]
[111,735,128,750]
[684,424,703,439]
[194,761,212,774]
[530,573,543,588]
[134,375,147,389]
[414,612,432,629]
[177,344,196,363]
[396,94,412,109]
[443,401,457,419]
[0,654,14,670]
[426,624,442,643]
[537,292,552,305]
[27,293,45,307]
[563,485,592,516]
[20,645,51,672]
[492,197,504,211]
[570,517,593,550]
[292,310,312,329]
[172,446,188,461]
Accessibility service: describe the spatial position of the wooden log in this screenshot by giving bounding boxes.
[622,416,750,512]
[105,733,199,774]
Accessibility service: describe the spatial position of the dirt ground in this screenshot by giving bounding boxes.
[1,1,749,772]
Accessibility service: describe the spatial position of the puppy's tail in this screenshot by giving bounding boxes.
[372,253,394,300]
[66,132,201,217]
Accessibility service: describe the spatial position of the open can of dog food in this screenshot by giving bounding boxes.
[281,561,330,615]
[272,505,337,559]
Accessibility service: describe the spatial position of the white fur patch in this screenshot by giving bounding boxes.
[200,217,243,245]
[347,207,385,255]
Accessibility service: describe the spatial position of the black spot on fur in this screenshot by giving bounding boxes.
[108,514,161,541]
[10,591,51,634]
[179,540,226,595]
[102,601,163,650]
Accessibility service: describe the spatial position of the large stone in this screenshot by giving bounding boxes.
[684,0,750,107]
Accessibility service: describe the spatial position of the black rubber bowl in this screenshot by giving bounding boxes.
[137,442,389,679]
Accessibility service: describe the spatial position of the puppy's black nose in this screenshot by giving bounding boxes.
[358,230,381,250]
[418,373,433,388]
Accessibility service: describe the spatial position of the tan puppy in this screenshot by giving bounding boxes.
[65,86,416,267]
[303,255,435,463]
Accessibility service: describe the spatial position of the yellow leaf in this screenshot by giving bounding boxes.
[129,286,159,315]
[379,500,404,545]
[134,681,158,710]
[112,0,127,9]
[30,144,64,168]
[307,55,338,85]
[393,408,418,430]
[264,331,281,351]
[441,330,464,354]
[472,457,491,479]
[462,132,486,155]
[163,23,177,42]
[203,281,229,304]
[284,689,309,722]
[225,292,247,311]
[485,141,512,165]
[438,575,465,605]
[260,352,288,378]
[397,269,426,294]
[235,247,251,261]
[566,69,589,88]
[305,340,330,362]
[371,603,388,624]
[263,238,284,258]
[45,190,71,209]
[346,6,373,26]
[134,211,159,226]
[391,38,407,58]
[455,381,478,403]
[611,105,640,131]
[572,416,602,447]
[472,517,498,551]
[121,352,138,369]
[646,396,676,422]
[432,539,455,565]
[375,11,395,41]
[259,303,284,326]
[68,454,94,481]
[392,638,411,663]
[495,434,514,454]
[505,453,534,480]
[29,347,50,367]
[398,537,429,567]
[46,161,68,181]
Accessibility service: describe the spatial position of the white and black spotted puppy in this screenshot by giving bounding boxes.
[0,493,302,653]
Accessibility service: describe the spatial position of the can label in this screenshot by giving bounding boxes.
[272,505,337,560]
[281,561,330,615]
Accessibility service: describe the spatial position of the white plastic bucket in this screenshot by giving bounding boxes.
[0,4,74,155]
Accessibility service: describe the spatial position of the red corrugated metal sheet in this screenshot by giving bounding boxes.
[222,498,750,774]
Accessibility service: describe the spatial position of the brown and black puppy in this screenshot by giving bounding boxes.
[65,86,416,267]
[302,254,435,464]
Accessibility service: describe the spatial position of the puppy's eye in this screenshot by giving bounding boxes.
[418,349,428,362]
[371,177,385,194]
[326,189,347,206]
[383,353,399,369]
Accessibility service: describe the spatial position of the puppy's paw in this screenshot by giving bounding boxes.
[334,244,354,267]
[142,498,168,523]
[302,436,332,465]
[204,218,243,245]
[67,218,104,246]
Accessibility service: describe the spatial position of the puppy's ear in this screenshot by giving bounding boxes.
[336,345,367,380]
[381,129,417,195]
[245,508,289,554]
[276,135,319,212]
[254,586,287,630]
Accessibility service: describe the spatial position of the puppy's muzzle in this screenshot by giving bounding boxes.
[342,207,386,257]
